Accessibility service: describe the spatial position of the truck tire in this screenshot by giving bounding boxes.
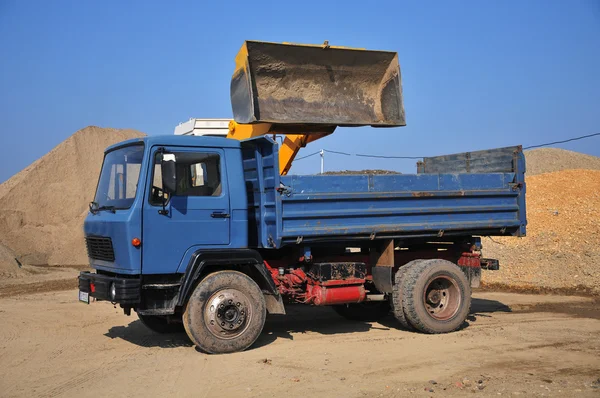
[183,270,266,354]
[391,263,416,330]
[138,314,184,334]
[332,301,390,322]
[401,259,471,334]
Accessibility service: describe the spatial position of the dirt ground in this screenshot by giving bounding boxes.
[0,289,598,397]
[0,266,82,298]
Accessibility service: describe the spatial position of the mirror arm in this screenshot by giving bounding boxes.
[158,193,168,216]
[157,148,168,216]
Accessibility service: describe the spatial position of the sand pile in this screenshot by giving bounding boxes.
[482,169,600,294]
[0,243,26,279]
[0,126,145,266]
[524,147,600,176]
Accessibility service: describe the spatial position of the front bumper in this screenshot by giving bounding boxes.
[79,272,140,304]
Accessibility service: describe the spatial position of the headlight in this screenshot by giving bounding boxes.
[110,283,116,301]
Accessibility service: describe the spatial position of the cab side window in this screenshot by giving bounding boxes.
[150,152,221,205]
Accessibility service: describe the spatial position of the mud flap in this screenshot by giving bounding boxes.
[372,266,393,293]
[460,266,481,288]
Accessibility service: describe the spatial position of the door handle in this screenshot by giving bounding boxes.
[211,212,230,218]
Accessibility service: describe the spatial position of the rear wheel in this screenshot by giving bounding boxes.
[138,314,184,334]
[401,259,471,334]
[333,301,390,322]
[183,271,266,354]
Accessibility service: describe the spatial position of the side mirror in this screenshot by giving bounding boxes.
[161,153,177,194]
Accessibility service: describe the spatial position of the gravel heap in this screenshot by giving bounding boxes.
[482,169,600,294]
[525,147,600,176]
[0,126,145,267]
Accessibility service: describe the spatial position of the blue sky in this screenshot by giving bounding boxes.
[0,0,599,181]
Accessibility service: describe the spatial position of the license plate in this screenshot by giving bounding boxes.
[79,290,90,304]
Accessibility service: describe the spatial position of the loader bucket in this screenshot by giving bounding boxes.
[231,41,405,127]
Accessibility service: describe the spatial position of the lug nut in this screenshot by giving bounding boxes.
[236,302,241,307]
[219,304,224,309]
[217,313,221,318]
[221,322,225,326]
[229,324,234,329]
[228,299,232,304]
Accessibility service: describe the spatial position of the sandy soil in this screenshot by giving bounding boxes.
[0,289,598,397]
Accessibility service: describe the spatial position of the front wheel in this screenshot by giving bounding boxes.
[183,271,266,354]
[401,259,471,334]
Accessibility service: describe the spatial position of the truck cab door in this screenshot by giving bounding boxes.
[142,147,230,274]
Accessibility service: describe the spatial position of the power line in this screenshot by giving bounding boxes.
[355,153,423,160]
[297,149,424,160]
[322,149,423,159]
[295,151,321,161]
[323,149,352,156]
[294,131,600,161]
[523,132,600,150]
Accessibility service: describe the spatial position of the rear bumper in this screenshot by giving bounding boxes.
[79,272,140,304]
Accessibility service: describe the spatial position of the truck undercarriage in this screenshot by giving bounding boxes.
[79,236,495,353]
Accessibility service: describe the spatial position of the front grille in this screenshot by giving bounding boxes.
[85,236,115,262]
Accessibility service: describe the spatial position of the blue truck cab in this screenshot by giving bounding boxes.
[83,135,250,276]
[79,134,526,354]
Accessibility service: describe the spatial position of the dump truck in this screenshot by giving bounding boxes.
[78,41,526,354]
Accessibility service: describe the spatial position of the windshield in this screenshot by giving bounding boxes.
[93,144,144,210]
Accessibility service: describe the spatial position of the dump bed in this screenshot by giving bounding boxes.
[242,137,526,249]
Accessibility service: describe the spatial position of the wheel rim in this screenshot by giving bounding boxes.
[422,275,461,321]
[204,288,253,340]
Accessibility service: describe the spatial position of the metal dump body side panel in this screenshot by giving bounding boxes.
[277,172,525,245]
[418,146,523,174]
[241,139,526,248]
[418,145,526,236]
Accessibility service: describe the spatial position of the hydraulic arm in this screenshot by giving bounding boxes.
[227,121,334,175]
[227,41,406,175]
